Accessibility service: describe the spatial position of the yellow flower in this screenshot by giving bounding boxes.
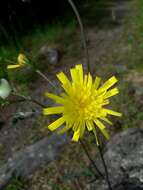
[7,53,28,69]
[43,64,122,144]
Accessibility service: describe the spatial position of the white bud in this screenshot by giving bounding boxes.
[0,79,11,99]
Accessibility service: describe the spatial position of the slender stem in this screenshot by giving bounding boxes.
[98,146,112,190]
[31,98,45,108]
[96,132,112,190]
[79,139,104,179]
[6,99,26,105]
[12,92,45,108]
[68,0,90,72]
[36,69,57,91]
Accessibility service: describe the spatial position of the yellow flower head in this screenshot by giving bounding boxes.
[7,53,28,69]
[43,64,122,144]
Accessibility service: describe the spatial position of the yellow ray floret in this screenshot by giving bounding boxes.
[7,64,22,69]
[43,106,64,115]
[43,64,122,144]
[7,53,28,69]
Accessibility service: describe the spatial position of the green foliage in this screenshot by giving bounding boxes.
[25,19,76,64]
[127,0,143,71]
[0,46,18,79]
[5,176,28,190]
[115,82,137,129]
[135,0,143,33]
[0,19,76,84]
[80,0,116,26]
[110,0,143,130]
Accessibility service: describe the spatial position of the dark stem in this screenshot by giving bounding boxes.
[68,0,90,72]
[79,139,104,179]
[30,98,45,108]
[12,92,45,108]
[96,135,112,190]
[6,99,26,105]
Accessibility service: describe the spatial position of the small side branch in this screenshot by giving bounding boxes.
[12,92,45,108]
[36,69,57,91]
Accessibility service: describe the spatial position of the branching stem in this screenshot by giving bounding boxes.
[12,92,45,108]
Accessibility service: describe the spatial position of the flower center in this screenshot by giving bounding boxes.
[73,94,99,120]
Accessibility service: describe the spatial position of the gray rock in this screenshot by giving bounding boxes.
[90,127,143,190]
[0,133,69,189]
[39,45,60,65]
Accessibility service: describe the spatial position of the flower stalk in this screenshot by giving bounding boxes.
[96,130,112,190]
[98,144,112,190]
[98,142,112,190]
[36,69,57,91]
[79,139,104,179]
[68,0,90,72]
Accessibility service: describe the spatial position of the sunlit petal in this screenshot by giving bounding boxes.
[48,116,66,131]
[43,106,64,115]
